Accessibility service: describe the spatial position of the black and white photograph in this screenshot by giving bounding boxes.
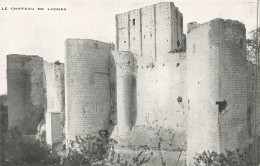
[0,0,259,165]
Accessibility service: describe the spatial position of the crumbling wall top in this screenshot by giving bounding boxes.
[187,18,245,34]
[66,38,115,50]
[116,2,176,15]
[7,54,42,59]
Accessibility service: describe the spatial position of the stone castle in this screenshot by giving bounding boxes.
[0,2,259,165]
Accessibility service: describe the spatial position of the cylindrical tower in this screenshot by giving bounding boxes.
[113,51,135,137]
[65,39,113,142]
[7,55,45,135]
[187,19,248,164]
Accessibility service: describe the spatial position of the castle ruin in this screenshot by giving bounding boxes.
[3,2,260,165]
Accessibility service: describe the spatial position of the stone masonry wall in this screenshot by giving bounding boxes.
[65,39,114,141]
[116,1,187,144]
[247,62,260,136]
[44,62,65,147]
[115,3,187,165]
[214,19,249,152]
[187,21,220,164]
[247,62,260,162]
[187,19,249,164]
[112,51,135,138]
[0,95,7,164]
[46,112,63,147]
[44,62,65,114]
[116,2,184,63]
[7,55,45,135]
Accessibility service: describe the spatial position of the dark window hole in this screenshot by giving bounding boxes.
[192,43,196,53]
[239,38,243,48]
[216,100,228,114]
[177,40,180,47]
[93,43,100,49]
[177,96,183,103]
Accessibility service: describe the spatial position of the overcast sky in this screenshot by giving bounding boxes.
[0,0,258,94]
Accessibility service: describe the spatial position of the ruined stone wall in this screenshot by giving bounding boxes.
[247,62,260,135]
[109,53,117,136]
[215,19,249,152]
[116,2,184,63]
[65,39,113,141]
[115,3,187,165]
[128,52,187,165]
[44,62,65,114]
[134,52,187,134]
[44,62,65,146]
[7,55,45,135]
[0,95,7,164]
[46,112,63,147]
[110,52,187,166]
[115,1,187,142]
[187,19,249,164]
[247,62,260,162]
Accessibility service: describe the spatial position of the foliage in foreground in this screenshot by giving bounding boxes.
[4,127,61,166]
[61,129,112,166]
[192,146,252,166]
[246,29,260,64]
[61,129,150,166]
[3,127,150,166]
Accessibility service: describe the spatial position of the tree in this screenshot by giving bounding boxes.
[246,29,259,65]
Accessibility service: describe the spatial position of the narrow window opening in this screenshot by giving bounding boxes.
[133,19,136,26]
[216,100,228,114]
[239,38,243,48]
[176,63,180,67]
[144,35,145,39]
[177,96,183,103]
[192,43,196,53]
[124,41,126,43]
[177,40,180,47]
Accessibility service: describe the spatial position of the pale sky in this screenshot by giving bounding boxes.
[0,0,258,94]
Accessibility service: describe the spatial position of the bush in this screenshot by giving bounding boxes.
[62,129,150,166]
[192,146,252,166]
[61,129,113,166]
[4,127,61,166]
[3,128,150,166]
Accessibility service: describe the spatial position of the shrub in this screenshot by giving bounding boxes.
[62,129,150,166]
[192,146,252,166]
[61,129,113,166]
[4,127,61,166]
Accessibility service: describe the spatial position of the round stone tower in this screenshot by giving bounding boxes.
[187,19,248,164]
[65,39,113,142]
[113,51,135,137]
